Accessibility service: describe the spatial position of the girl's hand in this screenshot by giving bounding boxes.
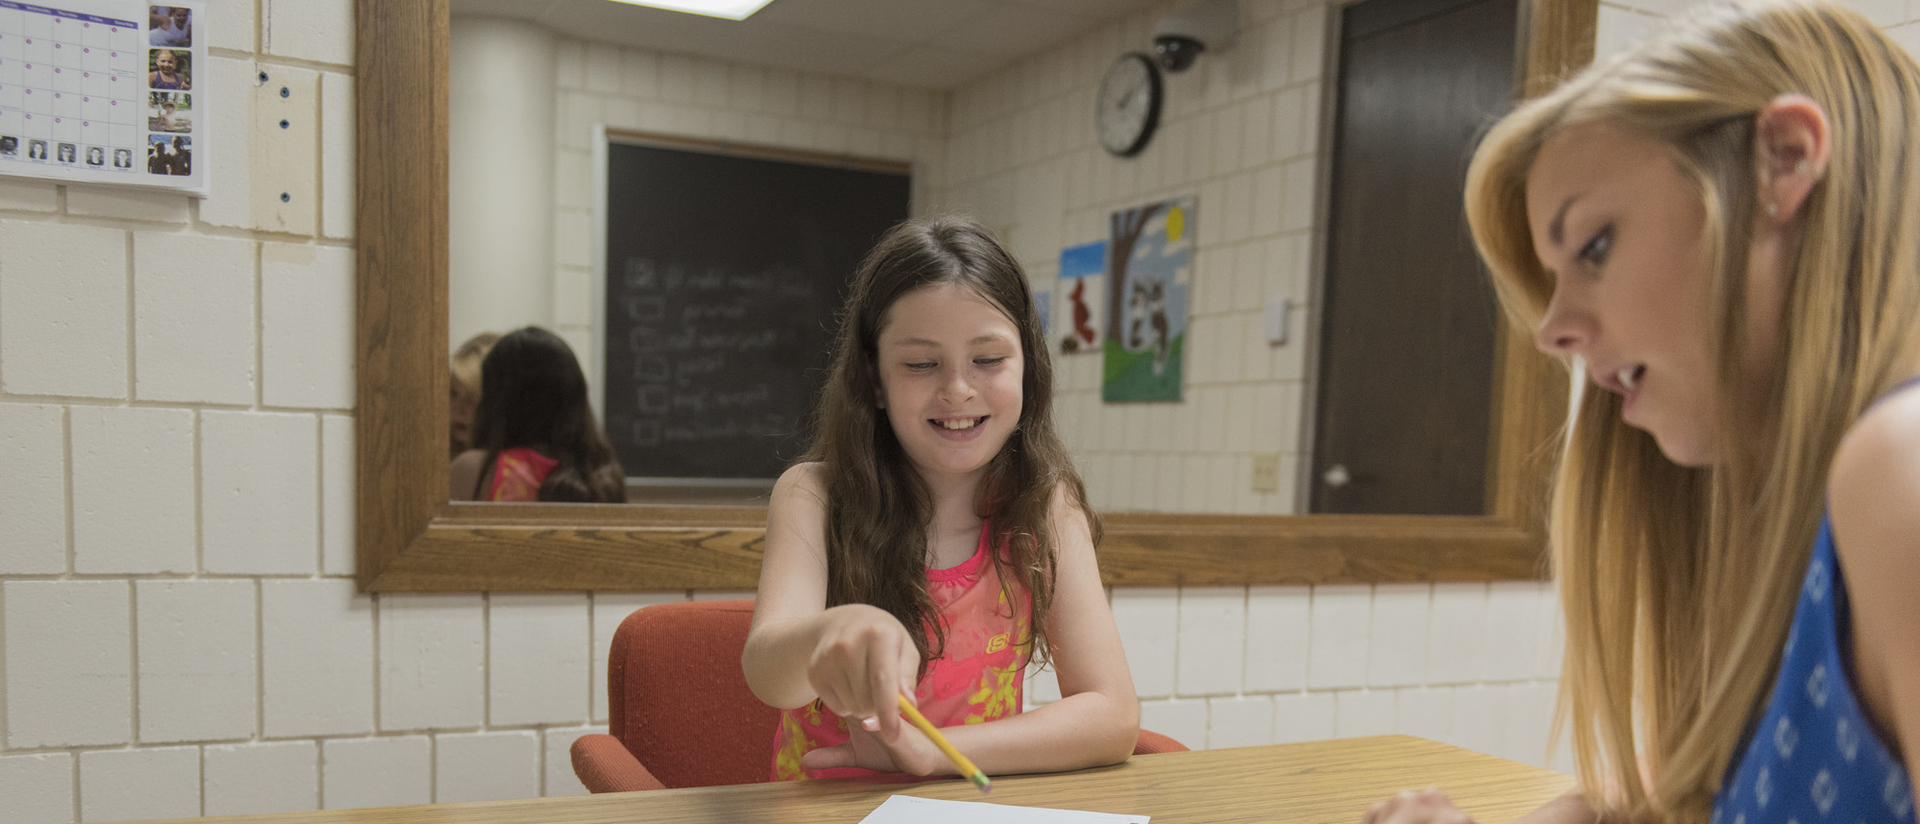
[800,713,948,776]
[806,604,920,739]
[1364,787,1476,824]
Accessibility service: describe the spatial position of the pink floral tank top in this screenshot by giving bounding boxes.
[486,447,557,501]
[771,522,1030,781]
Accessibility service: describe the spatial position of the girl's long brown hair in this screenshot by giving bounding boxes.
[470,326,628,503]
[1464,2,1920,820]
[805,215,1097,673]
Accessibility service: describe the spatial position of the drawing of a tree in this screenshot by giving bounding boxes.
[1106,202,1162,351]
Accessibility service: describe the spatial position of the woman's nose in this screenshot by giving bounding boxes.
[1532,292,1592,356]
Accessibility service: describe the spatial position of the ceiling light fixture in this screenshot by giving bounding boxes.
[604,0,775,20]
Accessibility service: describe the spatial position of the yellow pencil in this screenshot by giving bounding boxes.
[897,693,991,792]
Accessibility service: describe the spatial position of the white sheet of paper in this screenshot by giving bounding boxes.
[857,794,1149,824]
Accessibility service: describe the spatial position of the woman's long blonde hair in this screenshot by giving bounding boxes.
[1465,2,1920,820]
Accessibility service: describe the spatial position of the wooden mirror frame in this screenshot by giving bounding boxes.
[355,0,1594,592]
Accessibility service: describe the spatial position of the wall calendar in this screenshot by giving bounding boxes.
[0,1,205,194]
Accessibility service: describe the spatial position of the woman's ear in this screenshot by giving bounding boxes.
[1755,94,1831,223]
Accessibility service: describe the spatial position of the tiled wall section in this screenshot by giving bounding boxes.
[20,0,1920,822]
[943,1,1325,516]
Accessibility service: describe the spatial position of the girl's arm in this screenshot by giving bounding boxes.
[803,481,1140,776]
[1826,384,1920,805]
[449,449,486,500]
[741,463,921,739]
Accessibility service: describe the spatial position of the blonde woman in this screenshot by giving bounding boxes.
[449,330,501,458]
[1365,3,1920,824]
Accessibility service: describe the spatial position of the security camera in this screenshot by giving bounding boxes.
[1152,0,1238,73]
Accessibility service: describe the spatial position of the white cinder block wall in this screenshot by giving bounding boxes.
[14,1,1920,822]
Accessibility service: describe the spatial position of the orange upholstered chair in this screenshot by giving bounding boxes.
[570,599,1186,793]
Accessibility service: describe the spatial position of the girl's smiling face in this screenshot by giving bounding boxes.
[873,283,1025,484]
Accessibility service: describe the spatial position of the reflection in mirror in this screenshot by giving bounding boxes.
[443,0,1510,516]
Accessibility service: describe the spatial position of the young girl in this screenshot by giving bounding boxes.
[449,326,627,503]
[1365,3,1920,824]
[742,216,1138,781]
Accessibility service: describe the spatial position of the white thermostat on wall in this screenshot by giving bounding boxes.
[1265,296,1290,346]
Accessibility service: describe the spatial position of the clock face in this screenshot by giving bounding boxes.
[1096,52,1161,157]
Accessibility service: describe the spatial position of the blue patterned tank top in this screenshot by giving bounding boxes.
[1711,375,1920,824]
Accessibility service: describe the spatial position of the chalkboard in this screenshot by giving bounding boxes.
[604,140,911,481]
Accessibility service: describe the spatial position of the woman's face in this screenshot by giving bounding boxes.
[450,377,480,449]
[872,283,1025,487]
[1525,123,1788,467]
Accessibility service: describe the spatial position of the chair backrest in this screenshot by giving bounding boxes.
[605,599,782,788]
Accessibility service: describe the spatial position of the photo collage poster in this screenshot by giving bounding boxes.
[0,0,207,194]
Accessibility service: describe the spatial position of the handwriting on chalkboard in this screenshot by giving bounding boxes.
[599,140,908,480]
[617,256,814,454]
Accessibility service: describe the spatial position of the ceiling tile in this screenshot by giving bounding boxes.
[861,45,1004,89]
[934,4,1092,60]
[752,0,1000,43]
[1011,0,1160,21]
[536,2,910,77]
[461,0,1152,89]
[450,0,563,20]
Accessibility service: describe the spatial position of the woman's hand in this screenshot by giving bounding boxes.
[806,604,920,739]
[1364,787,1476,824]
[800,713,948,776]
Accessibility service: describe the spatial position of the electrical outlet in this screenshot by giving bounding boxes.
[1252,453,1281,494]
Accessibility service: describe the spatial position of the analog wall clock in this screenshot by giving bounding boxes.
[1096,52,1162,157]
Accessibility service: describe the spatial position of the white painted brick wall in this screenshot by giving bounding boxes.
[136,580,257,743]
[0,222,128,399]
[70,407,195,575]
[1175,589,1245,696]
[78,747,199,823]
[1110,588,1178,699]
[1244,584,1308,692]
[488,594,591,728]
[378,594,486,732]
[321,736,430,811]
[263,0,352,66]
[434,731,541,804]
[200,410,319,574]
[203,741,318,817]
[1367,583,1432,688]
[1206,694,1275,749]
[320,73,356,241]
[0,753,74,824]
[0,404,67,575]
[132,233,256,405]
[320,415,356,576]
[1334,689,1395,738]
[262,580,374,738]
[1306,584,1370,690]
[261,243,355,410]
[4,581,130,748]
[198,56,256,230]
[1272,691,1336,744]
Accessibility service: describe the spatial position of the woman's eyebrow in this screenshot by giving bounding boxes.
[1547,192,1582,248]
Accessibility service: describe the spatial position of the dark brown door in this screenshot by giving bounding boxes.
[1310,0,1518,515]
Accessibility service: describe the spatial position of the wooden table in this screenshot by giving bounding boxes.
[138,736,1575,824]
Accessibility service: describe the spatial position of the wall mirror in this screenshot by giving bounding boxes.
[356,0,1594,592]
